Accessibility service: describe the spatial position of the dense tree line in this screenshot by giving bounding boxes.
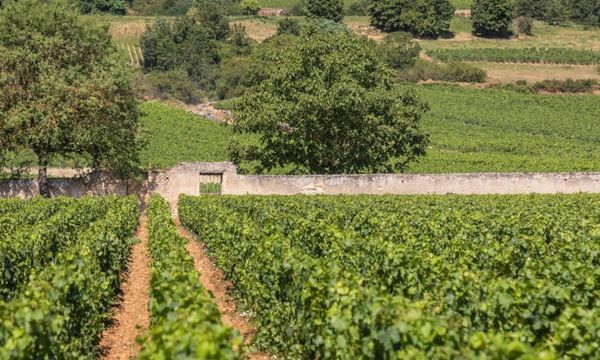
[368,0,455,38]
[515,0,600,25]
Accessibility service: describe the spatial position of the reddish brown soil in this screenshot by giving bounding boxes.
[175,218,271,360]
[100,214,151,360]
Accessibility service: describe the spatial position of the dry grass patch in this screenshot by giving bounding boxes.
[478,62,600,83]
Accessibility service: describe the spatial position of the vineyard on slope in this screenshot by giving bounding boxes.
[180,194,600,359]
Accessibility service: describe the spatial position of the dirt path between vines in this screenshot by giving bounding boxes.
[100,213,151,360]
[175,218,270,360]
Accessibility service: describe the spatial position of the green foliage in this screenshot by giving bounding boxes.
[131,0,240,16]
[516,16,534,35]
[398,60,487,83]
[471,0,514,37]
[228,24,253,56]
[179,193,600,358]
[136,69,204,104]
[492,79,597,93]
[514,0,551,20]
[566,0,600,26]
[0,0,140,196]
[427,47,600,64]
[345,0,367,15]
[0,196,138,358]
[141,17,220,91]
[232,27,429,174]
[0,198,113,301]
[79,0,127,14]
[378,32,421,70]
[305,0,344,22]
[368,0,455,38]
[545,0,571,25]
[240,0,260,14]
[139,195,241,359]
[277,17,301,35]
[187,2,233,40]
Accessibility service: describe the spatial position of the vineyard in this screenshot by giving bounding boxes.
[427,48,600,65]
[0,196,138,357]
[179,194,600,359]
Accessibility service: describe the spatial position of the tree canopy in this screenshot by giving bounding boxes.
[0,0,140,196]
[231,25,429,174]
[305,0,344,22]
[471,0,514,37]
[368,0,455,38]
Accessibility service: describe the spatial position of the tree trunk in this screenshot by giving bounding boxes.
[38,156,50,198]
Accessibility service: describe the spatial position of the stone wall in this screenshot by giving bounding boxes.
[0,171,142,198]
[3,162,600,200]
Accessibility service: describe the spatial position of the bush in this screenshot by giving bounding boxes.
[228,23,253,56]
[186,2,231,40]
[545,0,571,25]
[398,60,487,83]
[368,0,455,38]
[472,0,514,37]
[137,70,203,104]
[305,0,344,22]
[277,17,301,36]
[378,32,421,70]
[79,0,127,14]
[240,0,259,15]
[289,1,305,16]
[516,16,534,35]
[345,0,368,16]
[140,17,220,92]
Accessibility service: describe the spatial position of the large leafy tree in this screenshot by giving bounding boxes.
[0,0,140,196]
[471,0,514,37]
[79,0,127,14]
[305,0,344,22]
[231,24,429,174]
[368,0,455,38]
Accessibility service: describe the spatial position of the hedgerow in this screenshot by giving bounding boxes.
[427,47,600,65]
[179,194,600,359]
[0,196,138,358]
[139,195,241,359]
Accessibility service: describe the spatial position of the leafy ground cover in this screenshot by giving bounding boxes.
[0,196,139,358]
[140,195,241,358]
[180,194,600,359]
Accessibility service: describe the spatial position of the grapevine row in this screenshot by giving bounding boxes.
[140,195,241,359]
[427,48,600,65]
[0,196,139,358]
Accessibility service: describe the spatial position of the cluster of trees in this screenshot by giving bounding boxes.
[368,0,455,38]
[515,0,600,26]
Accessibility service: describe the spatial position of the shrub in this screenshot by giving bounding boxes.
[305,0,344,22]
[289,1,305,16]
[545,0,571,25]
[516,16,534,35]
[240,0,259,15]
[492,79,597,93]
[137,70,204,104]
[79,0,127,14]
[378,32,421,70]
[398,60,487,83]
[472,0,514,37]
[186,2,231,40]
[345,0,368,16]
[368,0,455,38]
[277,17,301,36]
[228,23,253,56]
